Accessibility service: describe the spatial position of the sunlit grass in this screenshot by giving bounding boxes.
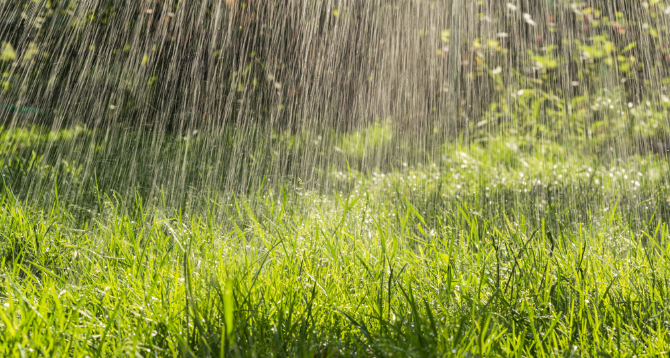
[1,124,670,356]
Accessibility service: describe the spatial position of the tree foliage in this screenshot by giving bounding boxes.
[0,0,668,144]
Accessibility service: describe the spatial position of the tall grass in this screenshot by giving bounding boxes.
[1,128,670,356]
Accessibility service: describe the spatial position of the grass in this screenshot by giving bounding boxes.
[1,124,670,356]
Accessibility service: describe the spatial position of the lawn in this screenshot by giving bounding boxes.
[1,125,670,356]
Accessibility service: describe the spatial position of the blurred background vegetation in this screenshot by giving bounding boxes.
[0,1,667,144]
[0,0,669,202]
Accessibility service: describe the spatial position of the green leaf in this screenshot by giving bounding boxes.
[619,41,636,54]
[532,54,558,69]
[1,42,16,62]
[440,30,450,43]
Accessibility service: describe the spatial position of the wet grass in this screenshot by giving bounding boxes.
[1,126,670,356]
